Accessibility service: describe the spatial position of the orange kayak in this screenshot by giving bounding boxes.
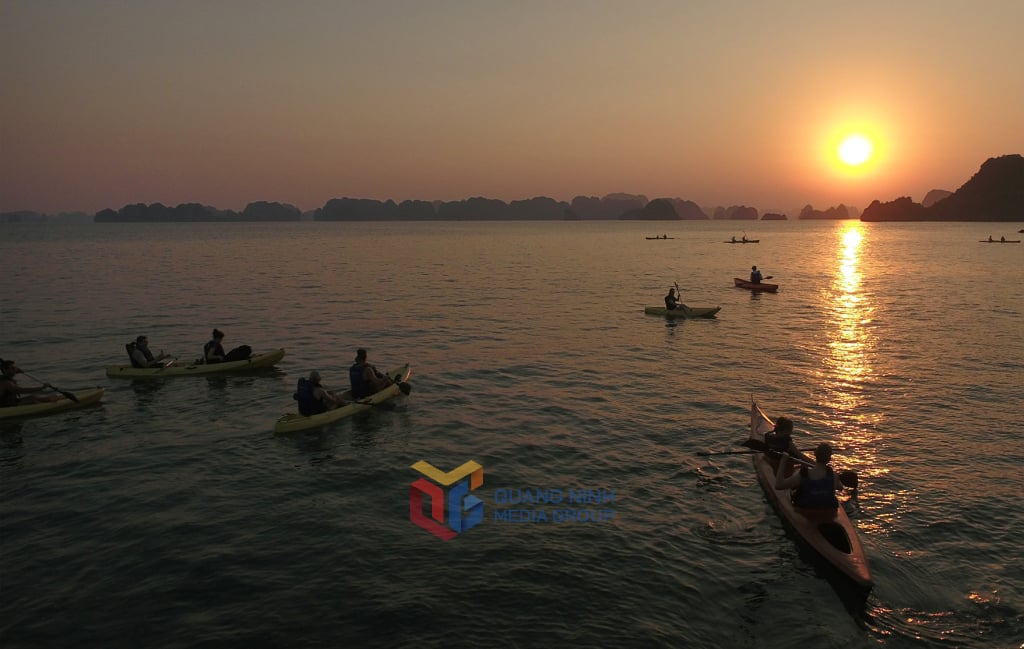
[748,400,873,591]
[734,277,779,292]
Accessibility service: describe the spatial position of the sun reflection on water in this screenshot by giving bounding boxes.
[817,224,883,473]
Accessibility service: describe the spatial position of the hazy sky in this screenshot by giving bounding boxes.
[2,1,1022,215]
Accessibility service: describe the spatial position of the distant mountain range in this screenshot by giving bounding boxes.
[862,154,1024,221]
[3,154,1020,223]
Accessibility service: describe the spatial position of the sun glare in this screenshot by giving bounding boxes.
[838,134,873,166]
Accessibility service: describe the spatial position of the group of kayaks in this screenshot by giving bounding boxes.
[2,349,412,433]
[643,276,780,320]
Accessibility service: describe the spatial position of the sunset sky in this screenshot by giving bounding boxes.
[2,1,1023,215]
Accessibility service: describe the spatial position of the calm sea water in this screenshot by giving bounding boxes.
[1,220,1022,648]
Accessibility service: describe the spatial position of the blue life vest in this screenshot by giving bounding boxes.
[294,378,326,416]
[793,466,839,509]
[349,363,372,399]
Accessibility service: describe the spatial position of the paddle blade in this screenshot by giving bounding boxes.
[397,381,411,395]
[839,470,859,489]
[61,390,79,403]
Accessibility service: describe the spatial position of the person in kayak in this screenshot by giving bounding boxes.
[349,348,395,399]
[204,329,227,363]
[664,287,683,310]
[750,265,763,283]
[763,416,803,458]
[129,335,172,368]
[775,443,843,509]
[294,370,344,415]
[0,359,62,406]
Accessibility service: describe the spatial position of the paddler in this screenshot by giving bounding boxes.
[775,443,844,509]
[0,359,62,406]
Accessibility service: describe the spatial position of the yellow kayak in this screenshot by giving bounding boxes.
[0,388,104,420]
[274,364,411,434]
[106,348,286,378]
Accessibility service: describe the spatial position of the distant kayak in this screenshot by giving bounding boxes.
[644,305,721,318]
[646,236,675,239]
[978,239,1020,243]
[0,387,104,420]
[724,239,759,243]
[733,278,779,292]
[274,364,412,434]
[106,348,286,378]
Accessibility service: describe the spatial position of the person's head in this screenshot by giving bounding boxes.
[1,359,18,377]
[814,442,833,464]
[136,335,149,346]
[668,287,676,296]
[751,265,758,271]
[212,328,224,340]
[355,348,367,363]
[774,416,793,436]
[309,370,321,386]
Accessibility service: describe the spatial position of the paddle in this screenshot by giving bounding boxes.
[18,371,79,402]
[697,449,763,456]
[741,438,858,488]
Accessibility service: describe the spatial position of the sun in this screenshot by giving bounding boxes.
[838,134,873,166]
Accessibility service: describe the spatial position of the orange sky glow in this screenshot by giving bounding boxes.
[2,1,1022,216]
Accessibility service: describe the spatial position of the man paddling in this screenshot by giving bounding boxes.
[0,359,62,406]
[664,287,683,310]
[349,348,396,399]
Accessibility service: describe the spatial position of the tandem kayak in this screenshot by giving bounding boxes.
[274,364,412,434]
[105,348,286,378]
[0,388,104,420]
[733,277,779,292]
[748,400,872,591]
[644,305,721,318]
[978,239,1021,243]
[724,239,759,243]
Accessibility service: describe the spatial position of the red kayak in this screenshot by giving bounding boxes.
[748,400,873,591]
[734,277,779,292]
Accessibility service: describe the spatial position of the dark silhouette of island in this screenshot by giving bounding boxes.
[921,189,953,207]
[799,204,856,220]
[862,154,1024,221]
[93,201,301,222]
[5,153,1019,223]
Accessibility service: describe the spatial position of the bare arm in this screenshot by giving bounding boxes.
[774,453,802,490]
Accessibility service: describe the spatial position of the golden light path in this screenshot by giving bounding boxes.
[819,224,884,480]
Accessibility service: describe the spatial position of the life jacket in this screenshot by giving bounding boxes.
[294,378,326,416]
[0,379,19,407]
[793,466,839,509]
[763,431,792,453]
[126,342,147,368]
[204,340,226,363]
[349,362,373,399]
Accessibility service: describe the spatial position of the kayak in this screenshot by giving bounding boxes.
[274,364,412,434]
[748,400,873,591]
[724,239,759,243]
[644,305,721,318]
[978,240,1021,243]
[0,388,104,420]
[646,236,675,239]
[105,348,286,378]
[734,277,779,292]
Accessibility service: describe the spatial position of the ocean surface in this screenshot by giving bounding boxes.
[1,219,1022,649]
